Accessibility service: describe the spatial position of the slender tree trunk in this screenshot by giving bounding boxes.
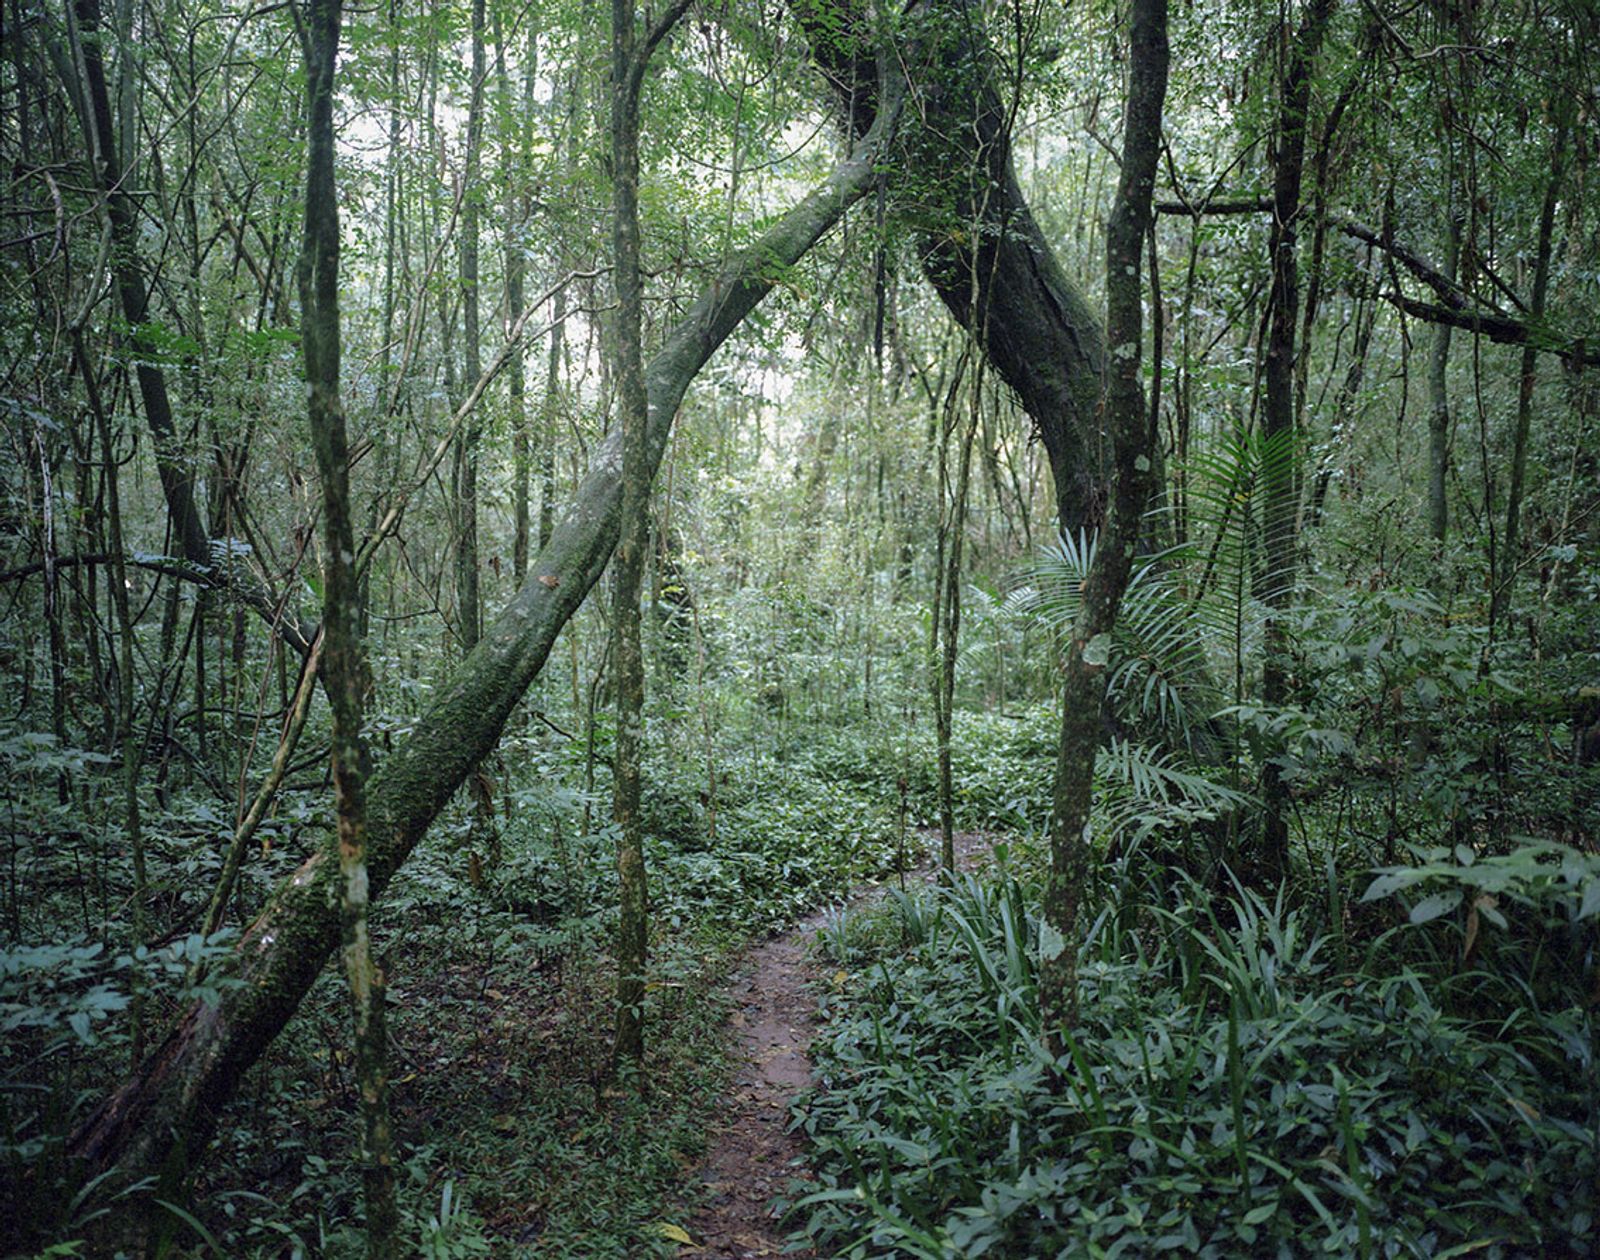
[199,633,325,945]
[541,283,566,554]
[32,423,69,804]
[934,392,976,873]
[1310,278,1376,526]
[296,2,398,1253]
[1041,0,1168,1038]
[540,64,579,554]
[1258,0,1332,883]
[363,0,404,636]
[499,15,531,582]
[455,0,486,650]
[1494,123,1566,628]
[609,0,651,1072]
[78,335,146,1058]
[607,0,691,1074]
[1427,212,1461,541]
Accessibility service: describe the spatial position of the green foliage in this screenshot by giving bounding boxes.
[415,1180,492,1259]
[1365,838,1600,928]
[1,0,1596,1252]
[1363,838,1600,1007]
[1,941,131,1051]
[1013,530,1229,759]
[795,865,1599,1258]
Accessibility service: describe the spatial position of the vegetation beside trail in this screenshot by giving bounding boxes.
[3,0,1598,1255]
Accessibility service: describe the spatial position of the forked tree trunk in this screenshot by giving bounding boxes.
[68,95,904,1206]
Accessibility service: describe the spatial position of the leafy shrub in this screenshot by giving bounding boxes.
[1362,838,1600,1008]
[794,868,1599,1258]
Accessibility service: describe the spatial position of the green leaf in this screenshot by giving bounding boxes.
[1409,890,1462,924]
[1361,871,1418,902]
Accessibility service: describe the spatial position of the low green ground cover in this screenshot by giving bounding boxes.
[795,857,1599,1258]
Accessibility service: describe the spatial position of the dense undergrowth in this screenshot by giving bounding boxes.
[2,699,960,1256]
[796,855,1600,1258]
[6,550,1599,1257]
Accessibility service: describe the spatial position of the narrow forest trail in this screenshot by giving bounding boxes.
[679,832,991,1258]
[678,908,828,1258]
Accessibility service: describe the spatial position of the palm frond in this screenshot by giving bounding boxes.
[1018,534,1225,755]
[1095,738,1248,842]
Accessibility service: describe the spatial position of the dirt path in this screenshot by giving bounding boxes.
[679,833,989,1259]
[677,905,830,1258]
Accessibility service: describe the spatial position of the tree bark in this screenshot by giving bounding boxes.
[796,0,1110,535]
[68,97,903,1200]
[1040,0,1167,1037]
[295,2,399,1252]
[606,0,678,1073]
[499,14,532,583]
[455,0,486,651]
[1427,212,1461,541]
[1494,123,1567,629]
[932,383,976,874]
[1259,0,1333,883]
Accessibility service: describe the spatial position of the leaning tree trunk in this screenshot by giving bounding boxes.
[68,95,903,1202]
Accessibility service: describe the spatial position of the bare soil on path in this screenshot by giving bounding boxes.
[679,832,991,1259]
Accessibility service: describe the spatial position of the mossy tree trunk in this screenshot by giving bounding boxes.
[295,1,399,1252]
[606,0,692,1073]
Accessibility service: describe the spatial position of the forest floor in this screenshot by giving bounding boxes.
[679,831,992,1258]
